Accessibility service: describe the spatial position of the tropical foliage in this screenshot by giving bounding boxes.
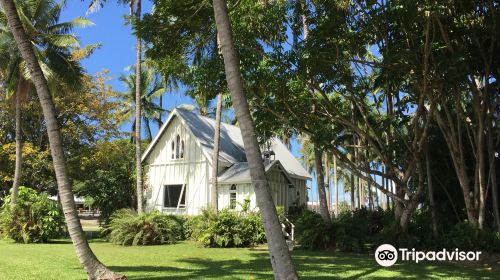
[105,209,183,245]
[0,0,499,278]
[0,186,65,243]
[74,139,136,223]
[186,208,266,248]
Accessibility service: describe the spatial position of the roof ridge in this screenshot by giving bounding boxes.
[179,107,239,130]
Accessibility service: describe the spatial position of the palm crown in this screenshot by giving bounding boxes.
[0,0,93,92]
[119,65,166,142]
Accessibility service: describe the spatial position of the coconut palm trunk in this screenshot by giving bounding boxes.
[210,93,222,212]
[134,0,143,214]
[211,0,298,278]
[0,0,124,278]
[10,75,27,205]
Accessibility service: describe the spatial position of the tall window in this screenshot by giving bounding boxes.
[164,184,186,208]
[229,184,237,209]
[171,134,185,159]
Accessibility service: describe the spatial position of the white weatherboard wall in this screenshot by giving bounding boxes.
[216,165,307,212]
[218,183,256,211]
[144,116,211,215]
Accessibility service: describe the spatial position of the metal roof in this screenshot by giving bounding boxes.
[142,108,312,179]
[217,161,273,184]
[176,108,247,165]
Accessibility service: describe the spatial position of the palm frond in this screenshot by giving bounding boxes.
[42,34,79,48]
[49,17,94,33]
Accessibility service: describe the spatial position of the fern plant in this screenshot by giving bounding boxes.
[105,209,183,246]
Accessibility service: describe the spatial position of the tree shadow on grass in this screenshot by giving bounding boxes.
[110,249,496,280]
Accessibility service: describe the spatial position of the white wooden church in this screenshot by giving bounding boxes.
[141,108,311,215]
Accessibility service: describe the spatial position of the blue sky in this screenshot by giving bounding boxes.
[60,1,352,205]
[61,1,194,135]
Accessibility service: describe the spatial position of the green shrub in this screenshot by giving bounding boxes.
[0,187,65,243]
[444,222,500,251]
[188,208,266,247]
[106,209,183,245]
[295,210,333,250]
[295,208,393,251]
[182,214,202,240]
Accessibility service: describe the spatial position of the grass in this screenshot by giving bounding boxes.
[0,239,496,280]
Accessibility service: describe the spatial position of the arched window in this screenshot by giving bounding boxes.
[229,184,237,209]
[175,135,180,159]
[171,140,175,159]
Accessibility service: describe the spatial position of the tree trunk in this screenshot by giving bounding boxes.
[394,188,404,223]
[350,173,355,211]
[426,148,439,239]
[488,121,499,231]
[157,94,163,127]
[367,176,373,210]
[211,0,298,278]
[476,116,487,230]
[384,165,390,210]
[324,153,331,212]
[333,154,338,216]
[0,0,124,278]
[354,136,360,209]
[210,93,222,212]
[134,0,143,214]
[10,75,27,205]
[400,160,426,232]
[434,110,479,228]
[365,149,373,210]
[314,145,332,227]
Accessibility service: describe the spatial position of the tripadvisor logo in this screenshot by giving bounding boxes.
[374,244,482,267]
[375,244,398,267]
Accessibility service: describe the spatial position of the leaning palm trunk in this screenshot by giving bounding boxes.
[210,93,222,212]
[134,0,143,214]
[0,0,124,278]
[314,146,332,227]
[10,75,27,205]
[211,0,298,278]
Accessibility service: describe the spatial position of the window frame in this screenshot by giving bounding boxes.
[229,184,237,210]
[163,184,186,209]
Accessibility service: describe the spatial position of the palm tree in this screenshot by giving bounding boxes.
[0,1,92,204]
[0,0,123,278]
[212,0,298,278]
[0,0,91,204]
[86,0,144,213]
[119,66,165,143]
[210,93,222,211]
[132,0,143,214]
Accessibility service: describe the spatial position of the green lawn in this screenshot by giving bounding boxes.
[0,239,495,280]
